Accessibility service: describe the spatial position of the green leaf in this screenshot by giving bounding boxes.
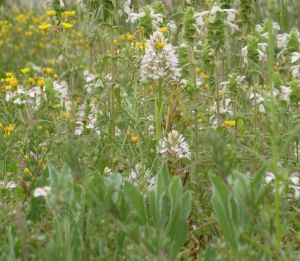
[210,174,239,251]
[123,181,146,225]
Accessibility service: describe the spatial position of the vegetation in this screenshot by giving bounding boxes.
[1,0,300,260]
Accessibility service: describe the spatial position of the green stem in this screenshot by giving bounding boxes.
[155,80,163,141]
[215,53,221,127]
[267,18,282,254]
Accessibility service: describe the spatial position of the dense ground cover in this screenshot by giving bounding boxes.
[1,0,300,260]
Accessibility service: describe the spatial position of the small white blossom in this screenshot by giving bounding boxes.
[290,173,300,185]
[33,186,51,198]
[104,167,112,175]
[290,65,300,78]
[280,86,292,101]
[291,52,300,64]
[6,181,17,189]
[127,163,154,191]
[265,172,275,183]
[53,81,71,111]
[84,70,96,82]
[126,6,163,29]
[193,5,238,31]
[277,33,289,48]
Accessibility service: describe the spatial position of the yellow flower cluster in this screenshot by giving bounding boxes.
[23,167,32,176]
[136,41,147,49]
[61,22,74,30]
[43,67,54,74]
[38,77,45,87]
[195,67,208,79]
[38,23,52,31]
[121,33,134,41]
[154,41,167,49]
[21,67,30,74]
[119,32,148,50]
[160,26,169,33]
[62,11,76,17]
[0,72,18,91]
[47,10,57,17]
[223,120,236,128]
[0,124,14,138]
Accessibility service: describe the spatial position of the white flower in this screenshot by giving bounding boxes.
[193,11,209,26]
[290,65,300,78]
[104,167,112,175]
[193,5,238,31]
[27,86,42,98]
[75,125,83,136]
[158,130,191,160]
[258,43,268,63]
[241,43,268,65]
[280,86,292,101]
[289,185,300,199]
[291,52,300,64]
[290,173,300,185]
[272,22,280,31]
[265,172,275,183]
[211,98,233,115]
[6,181,17,189]
[167,20,177,33]
[84,70,95,82]
[126,6,163,29]
[33,186,51,198]
[75,102,101,136]
[53,81,71,111]
[277,33,289,48]
[255,24,264,32]
[127,163,154,191]
[140,30,181,82]
[14,97,24,105]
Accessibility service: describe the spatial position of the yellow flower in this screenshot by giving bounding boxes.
[28,77,36,85]
[23,168,32,175]
[126,33,134,41]
[113,39,118,45]
[195,67,201,74]
[62,10,76,17]
[120,34,127,40]
[44,67,53,74]
[4,124,14,137]
[38,77,45,87]
[9,78,18,88]
[130,135,139,143]
[21,67,30,74]
[223,120,236,128]
[61,111,70,118]
[47,10,57,17]
[6,72,14,78]
[154,41,167,49]
[200,72,208,79]
[61,22,74,29]
[38,23,52,31]
[160,26,169,33]
[136,41,147,49]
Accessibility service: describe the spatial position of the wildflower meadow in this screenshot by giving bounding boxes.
[1,0,300,260]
